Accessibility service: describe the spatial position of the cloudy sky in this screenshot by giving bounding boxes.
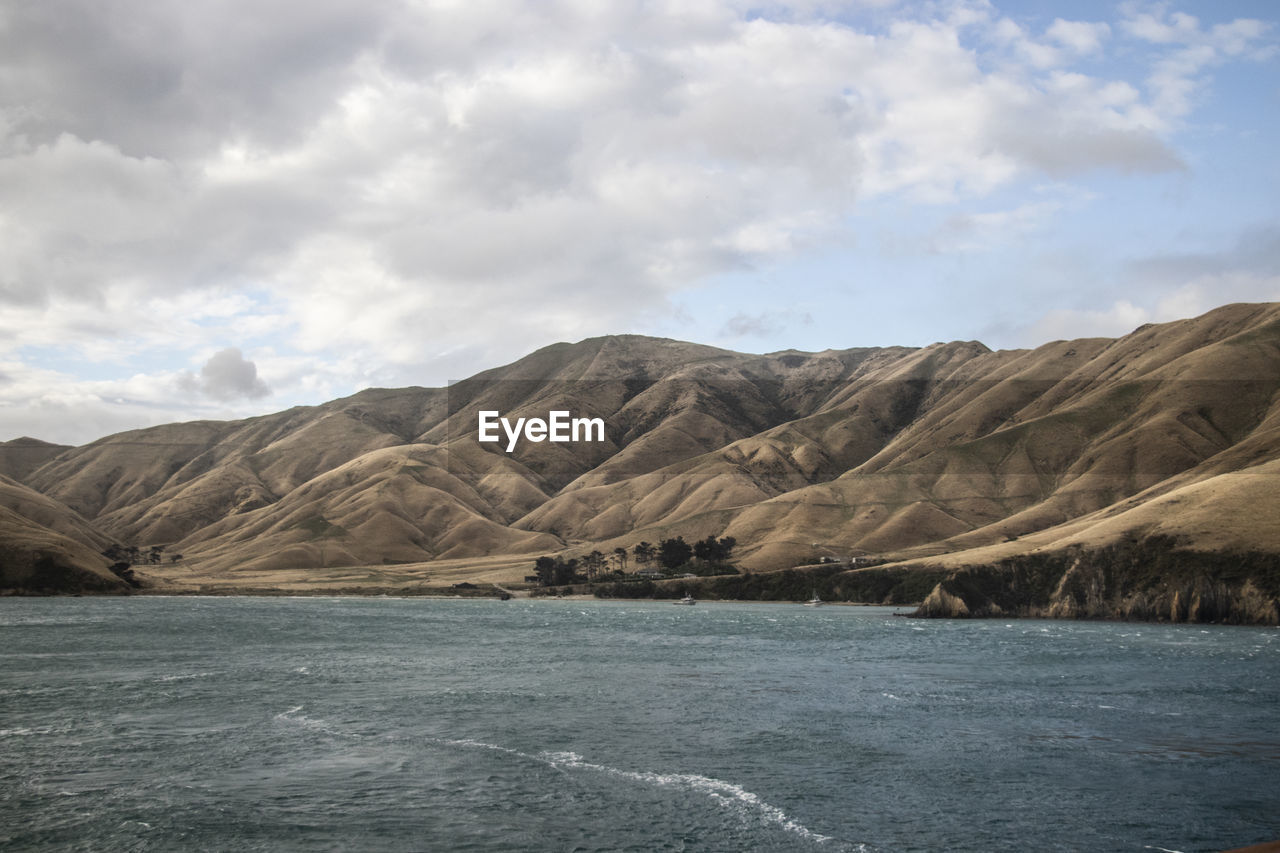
[1,0,1277,445]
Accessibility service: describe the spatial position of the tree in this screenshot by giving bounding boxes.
[658,536,693,571]
[582,550,606,580]
[691,535,734,564]
[534,555,559,586]
[534,555,582,586]
[612,547,628,573]
[633,541,655,568]
[686,536,737,574]
[555,557,579,586]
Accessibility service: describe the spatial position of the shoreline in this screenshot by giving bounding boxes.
[8,588,1278,626]
[2,587,908,606]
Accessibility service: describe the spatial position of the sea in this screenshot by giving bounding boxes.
[1,597,1277,852]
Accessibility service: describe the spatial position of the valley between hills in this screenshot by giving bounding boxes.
[3,302,1280,623]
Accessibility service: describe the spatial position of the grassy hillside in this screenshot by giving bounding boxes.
[4,302,1279,612]
[0,476,130,593]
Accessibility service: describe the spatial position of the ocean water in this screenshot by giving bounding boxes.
[1,597,1277,852]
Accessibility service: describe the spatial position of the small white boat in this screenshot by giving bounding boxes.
[804,592,822,607]
[673,593,696,605]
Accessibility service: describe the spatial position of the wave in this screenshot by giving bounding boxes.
[0,726,55,737]
[437,737,859,849]
[542,749,840,845]
[264,718,861,848]
[154,671,219,683]
[272,705,348,737]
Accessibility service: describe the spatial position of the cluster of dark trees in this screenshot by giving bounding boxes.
[631,535,736,571]
[531,535,737,586]
[102,544,183,566]
[532,555,583,586]
[593,560,910,602]
[532,549,626,585]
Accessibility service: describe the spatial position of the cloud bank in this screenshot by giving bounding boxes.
[0,0,1274,443]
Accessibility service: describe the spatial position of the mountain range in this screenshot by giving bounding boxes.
[3,302,1279,621]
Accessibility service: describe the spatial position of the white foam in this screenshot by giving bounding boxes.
[544,751,838,845]
[0,726,54,737]
[433,736,840,845]
[440,737,522,757]
[273,705,344,736]
[155,671,216,683]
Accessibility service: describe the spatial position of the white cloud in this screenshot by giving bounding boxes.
[1020,273,1280,347]
[0,0,1274,442]
[0,360,267,446]
[1018,231,1280,347]
[1121,3,1274,120]
[185,347,271,401]
[1024,299,1153,343]
[720,310,814,339]
[1121,5,1202,45]
[1046,19,1110,55]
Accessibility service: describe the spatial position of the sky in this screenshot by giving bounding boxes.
[1,0,1277,446]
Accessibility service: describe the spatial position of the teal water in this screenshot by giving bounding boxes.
[1,597,1277,852]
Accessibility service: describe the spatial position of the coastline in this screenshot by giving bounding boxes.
[1,583,908,608]
[6,534,1278,626]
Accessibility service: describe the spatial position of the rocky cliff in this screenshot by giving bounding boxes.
[909,536,1279,625]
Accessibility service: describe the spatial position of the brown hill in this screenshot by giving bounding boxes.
[0,437,70,482]
[6,302,1280,613]
[0,476,130,593]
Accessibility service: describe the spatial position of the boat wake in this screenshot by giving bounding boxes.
[267,715,868,849]
[543,749,839,845]
[439,737,866,849]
